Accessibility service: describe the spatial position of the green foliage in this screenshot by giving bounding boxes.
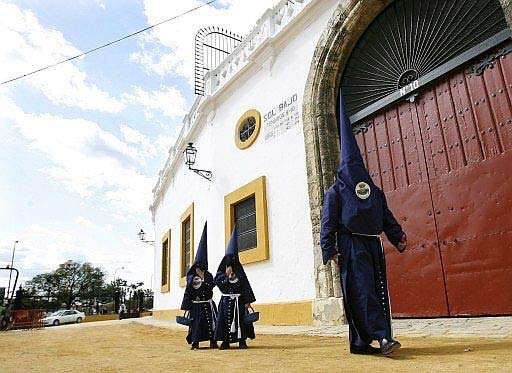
[24,260,152,313]
[26,260,105,309]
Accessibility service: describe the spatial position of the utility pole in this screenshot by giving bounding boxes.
[7,240,18,299]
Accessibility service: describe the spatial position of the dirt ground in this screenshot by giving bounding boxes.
[0,322,511,372]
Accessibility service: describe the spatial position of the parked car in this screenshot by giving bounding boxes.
[42,310,85,326]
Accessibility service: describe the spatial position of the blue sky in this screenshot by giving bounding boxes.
[0,0,279,289]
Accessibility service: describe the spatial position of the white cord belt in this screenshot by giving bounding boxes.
[191,298,217,331]
[221,294,242,339]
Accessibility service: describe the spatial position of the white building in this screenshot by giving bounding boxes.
[150,0,512,325]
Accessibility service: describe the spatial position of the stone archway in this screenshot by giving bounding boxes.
[302,0,512,325]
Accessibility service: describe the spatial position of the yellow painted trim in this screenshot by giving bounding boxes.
[180,203,194,287]
[153,300,313,326]
[83,314,119,323]
[235,109,261,150]
[224,176,269,265]
[152,309,184,321]
[161,230,171,293]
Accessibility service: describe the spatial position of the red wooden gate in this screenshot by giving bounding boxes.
[355,42,512,317]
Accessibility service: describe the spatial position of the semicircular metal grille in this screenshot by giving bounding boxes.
[341,0,509,122]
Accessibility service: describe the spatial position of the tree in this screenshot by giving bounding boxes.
[27,260,106,309]
[26,272,57,303]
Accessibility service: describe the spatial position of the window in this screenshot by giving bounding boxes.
[239,117,256,142]
[161,230,171,293]
[225,176,269,264]
[235,109,261,149]
[234,197,257,252]
[184,219,191,268]
[180,203,194,287]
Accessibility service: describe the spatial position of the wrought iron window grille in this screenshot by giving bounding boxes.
[341,0,509,127]
[194,26,243,96]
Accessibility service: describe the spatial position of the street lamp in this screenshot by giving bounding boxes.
[7,240,18,299]
[114,266,124,284]
[183,142,212,181]
[138,229,155,245]
[113,266,124,315]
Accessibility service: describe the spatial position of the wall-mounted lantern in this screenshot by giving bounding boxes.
[183,142,212,181]
[138,229,155,245]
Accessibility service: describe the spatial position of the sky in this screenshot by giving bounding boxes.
[0,0,280,290]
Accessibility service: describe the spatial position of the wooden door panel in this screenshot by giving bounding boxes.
[430,153,512,315]
[384,186,449,317]
[358,98,449,317]
[448,72,485,165]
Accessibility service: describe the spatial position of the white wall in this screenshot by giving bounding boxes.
[152,0,339,311]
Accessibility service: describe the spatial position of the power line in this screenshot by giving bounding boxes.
[1,0,218,85]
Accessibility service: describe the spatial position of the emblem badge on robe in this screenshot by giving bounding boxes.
[228,274,239,284]
[192,276,203,289]
[355,182,371,200]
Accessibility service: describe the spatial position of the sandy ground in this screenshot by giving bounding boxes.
[0,322,511,372]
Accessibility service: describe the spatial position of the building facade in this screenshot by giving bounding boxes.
[151,0,512,325]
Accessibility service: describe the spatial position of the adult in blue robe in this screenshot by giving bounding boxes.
[180,222,218,350]
[320,95,407,355]
[214,227,256,349]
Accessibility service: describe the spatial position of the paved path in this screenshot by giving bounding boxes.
[28,315,512,339]
[135,316,512,338]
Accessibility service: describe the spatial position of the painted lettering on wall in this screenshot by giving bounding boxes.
[264,93,299,141]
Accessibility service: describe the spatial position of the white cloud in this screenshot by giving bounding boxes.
[75,216,96,229]
[0,224,151,286]
[121,125,149,146]
[13,225,82,273]
[122,85,187,119]
[0,92,154,218]
[120,124,177,160]
[132,0,280,83]
[0,1,124,113]
[93,0,106,10]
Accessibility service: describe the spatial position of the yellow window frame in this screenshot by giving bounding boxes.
[180,203,195,287]
[161,230,171,293]
[224,176,269,265]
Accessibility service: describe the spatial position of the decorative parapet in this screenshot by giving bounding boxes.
[150,0,314,218]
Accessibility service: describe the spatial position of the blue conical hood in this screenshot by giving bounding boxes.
[216,225,247,280]
[335,93,385,235]
[339,94,364,166]
[193,221,208,269]
[225,226,238,257]
[337,94,374,189]
[186,221,208,284]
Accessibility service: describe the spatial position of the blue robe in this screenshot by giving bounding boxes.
[213,263,256,343]
[180,270,217,344]
[321,182,404,347]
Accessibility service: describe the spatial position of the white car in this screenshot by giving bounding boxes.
[42,310,85,326]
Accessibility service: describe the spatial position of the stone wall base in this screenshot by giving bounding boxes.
[312,297,346,326]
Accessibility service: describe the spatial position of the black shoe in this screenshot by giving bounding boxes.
[350,345,381,355]
[239,341,248,349]
[219,342,230,350]
[191,343,199,350]
[379,339,401,355]
[210,341,218,349]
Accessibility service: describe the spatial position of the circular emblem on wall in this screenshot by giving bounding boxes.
[355,182,371,200]
[192,275,203,289]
